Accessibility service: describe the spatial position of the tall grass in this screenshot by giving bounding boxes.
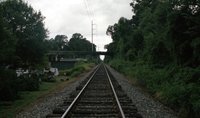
[60,61,95,78]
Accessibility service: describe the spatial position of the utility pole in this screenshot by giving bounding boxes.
[91,20,94,52]
[91,21,97,52]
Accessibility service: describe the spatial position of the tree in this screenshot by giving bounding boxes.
[0,0,48,67]
[68,33,96,52]
[46,35,68,51]
[54,35,68,51]
[0,14,16,66]
[0,0,48,102]
[105,0,200,117]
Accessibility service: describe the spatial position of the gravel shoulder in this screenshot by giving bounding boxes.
[106,65,178,118]
[16,66,97,118]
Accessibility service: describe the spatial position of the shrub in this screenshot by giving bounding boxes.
[42,72,56,82]
[61,62,87,78]
[0,69,18,101]
[70,66,85,77]
[17,74,40,91]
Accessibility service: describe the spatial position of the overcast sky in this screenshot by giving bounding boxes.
[24,0,133,52]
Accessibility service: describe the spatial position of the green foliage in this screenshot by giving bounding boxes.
[0,69,18,101]
[42,74,56,83]
[0,0,47,102]
[106,0,200,117]
[68,33,96,52]
[0,71,41,97]
[46,33,96,53]
[159,67,200,117]
[0,0,47,67]
[109,60,200,117]
[106,0,200,67]
[60,62,93,78]
[46,33,98,61]
[46,35,68,51]
[42,78,56,83]
[66,65,85,77]
[17,75,40,91]
[0,78,66,118]
[0,10,16,66]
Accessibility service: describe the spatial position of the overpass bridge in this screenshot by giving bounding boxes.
[47,51,112,56]
[47,51,112,69]
[46,51,113,62]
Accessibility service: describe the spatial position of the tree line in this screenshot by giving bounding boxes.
[45,33,96,53]
[45,33,96,62]
[105,0,200,117]
[0,0,95,101]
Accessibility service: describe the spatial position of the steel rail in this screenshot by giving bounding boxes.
[104,64,126,118]
[61,64,100,118]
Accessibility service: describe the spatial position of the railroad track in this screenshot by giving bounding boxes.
[46,64,142,118]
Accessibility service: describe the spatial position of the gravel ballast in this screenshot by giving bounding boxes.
[16,66,97,118]
[106,65,177,118]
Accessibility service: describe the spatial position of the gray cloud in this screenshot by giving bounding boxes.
[24,0,133,52]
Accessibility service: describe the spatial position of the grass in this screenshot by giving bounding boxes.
[0,79,62,118]
[60,62,95,78]
[0,62,95,118]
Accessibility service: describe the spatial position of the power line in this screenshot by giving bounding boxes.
[86,0,94,19]
[83,0,93,20]
[82,0,96,52]
[83,0,90,19]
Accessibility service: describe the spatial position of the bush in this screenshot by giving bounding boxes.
[69,66,85,77]
[17,74,40,91]
[60,62,88,78]
[0,69,18,101]
[42,72,56,82]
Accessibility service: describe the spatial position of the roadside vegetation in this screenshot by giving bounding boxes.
[0,0,97,117]
[0,62,94,118]
[105,0,200,118]
[60,61,95,78]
